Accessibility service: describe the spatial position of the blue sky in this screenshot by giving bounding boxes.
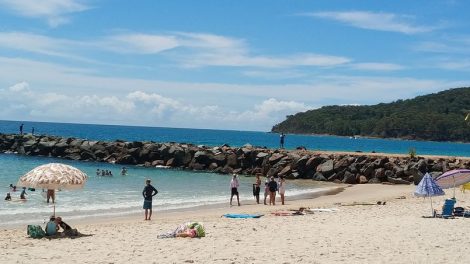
[0,0,469,131]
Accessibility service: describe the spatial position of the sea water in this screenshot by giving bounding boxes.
[0,154,325,227]
[1,120,469,226]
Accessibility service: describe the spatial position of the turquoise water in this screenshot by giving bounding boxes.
[0,154,321,226]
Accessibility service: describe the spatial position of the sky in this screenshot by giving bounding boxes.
[0,0,470,131]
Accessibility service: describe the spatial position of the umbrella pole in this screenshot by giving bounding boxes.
[53,204,55,217]
[430,196,434,217]
[453,175,456,198]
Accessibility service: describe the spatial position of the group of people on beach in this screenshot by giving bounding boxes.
[230,173,286,206]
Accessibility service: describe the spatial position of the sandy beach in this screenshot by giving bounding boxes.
[1,183,469,264]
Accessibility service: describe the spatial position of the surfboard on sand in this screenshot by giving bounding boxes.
[223,214,263,218]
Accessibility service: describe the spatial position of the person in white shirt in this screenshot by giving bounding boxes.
[230,174,240,206]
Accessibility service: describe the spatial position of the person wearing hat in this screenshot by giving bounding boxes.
[142,179,158,220]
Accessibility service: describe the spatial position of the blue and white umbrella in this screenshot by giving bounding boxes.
[415,173,445,216]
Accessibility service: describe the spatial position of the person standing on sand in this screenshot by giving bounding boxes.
[253,174,261,204]
[267,177,278,205]
[230,174,240,206]
[278,176,286,205]
[142,179,158,220]
[263,177,269,205]
[280,133,285,149]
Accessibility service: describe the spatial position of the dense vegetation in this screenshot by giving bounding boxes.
[272,87,470,142]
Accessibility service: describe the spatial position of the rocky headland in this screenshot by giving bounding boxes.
[1,133,469,184]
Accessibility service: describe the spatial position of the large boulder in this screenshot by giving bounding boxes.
[342,171,356,184]
[317,159,334,176]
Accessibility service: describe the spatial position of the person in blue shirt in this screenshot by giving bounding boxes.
[142,179,158,220]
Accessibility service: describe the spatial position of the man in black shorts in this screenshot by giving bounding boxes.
[142,179,158,220]
[230,174,240,206]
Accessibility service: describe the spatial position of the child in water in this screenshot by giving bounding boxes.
[5,192,11,201]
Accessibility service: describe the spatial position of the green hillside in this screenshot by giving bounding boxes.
[272,87,470,142]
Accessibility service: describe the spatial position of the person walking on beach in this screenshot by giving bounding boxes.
[253,174,261,204]
[19,123,24,135]
[278,176,286,205]
[279,133,285,149]
[230,174,240,206]
[267,177,278,205]
[142,179,158,220]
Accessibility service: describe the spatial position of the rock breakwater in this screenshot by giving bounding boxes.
[1,133,469,184]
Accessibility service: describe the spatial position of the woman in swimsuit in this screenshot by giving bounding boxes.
[278,176,286,205]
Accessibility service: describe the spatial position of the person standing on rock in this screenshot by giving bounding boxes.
[142,179,158,220]
[230,174,240,206]
[279,133,285,149]
[19,123,24,135]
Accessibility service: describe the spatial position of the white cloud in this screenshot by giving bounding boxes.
[436,60,470,71]
[105,32,350,68]
[106,34,180,54]
[350,63,404,71]
[306,11,435,34]
[0,82,310,130]
[8,81,30,92]
[0,0,90,27]
[0,32,87,60]
[0,31,350,69]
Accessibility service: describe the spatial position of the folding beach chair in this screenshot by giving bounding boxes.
[434,198,456,218]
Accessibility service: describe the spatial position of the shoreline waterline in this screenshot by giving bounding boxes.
[0,184,345,229]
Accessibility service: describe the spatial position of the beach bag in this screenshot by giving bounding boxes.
[27,225,45,239]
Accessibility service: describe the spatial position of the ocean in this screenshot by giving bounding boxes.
[1,120,469,227]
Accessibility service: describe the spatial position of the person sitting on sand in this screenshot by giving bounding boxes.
[55,216,79,236]
[20,187,27,200]
[268,177,278,205]
[45,216,59,236]
[5,192,11,201]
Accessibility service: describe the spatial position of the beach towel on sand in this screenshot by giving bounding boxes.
[223,214,263,218]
